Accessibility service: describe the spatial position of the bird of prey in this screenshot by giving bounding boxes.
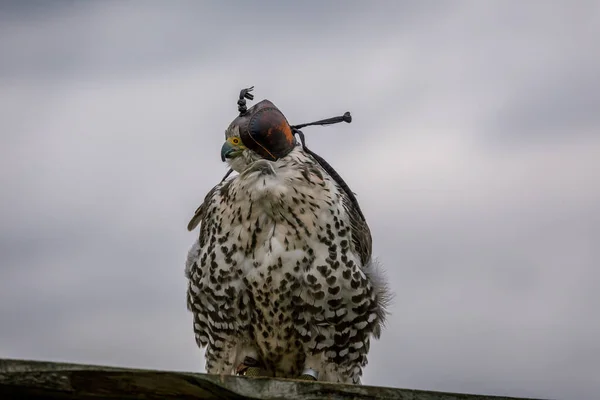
[185,87,390,384]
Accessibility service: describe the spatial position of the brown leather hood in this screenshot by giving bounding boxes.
[227,100,296,161]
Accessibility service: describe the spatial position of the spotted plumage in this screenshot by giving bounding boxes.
[185,92,390,384]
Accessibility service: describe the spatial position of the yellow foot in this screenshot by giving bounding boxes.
[236,357,267,377]
[240,366,267,377]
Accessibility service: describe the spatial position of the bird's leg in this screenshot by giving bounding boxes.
[234,343,270,378]
[299,353,322,381]
[300,352,355,383]
[236,356,268,377]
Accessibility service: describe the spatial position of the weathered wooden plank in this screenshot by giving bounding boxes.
[0,359,544,400]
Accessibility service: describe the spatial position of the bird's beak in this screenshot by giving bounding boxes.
[221,141,236,162]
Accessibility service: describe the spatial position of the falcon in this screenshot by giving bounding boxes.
[185,87,390,384]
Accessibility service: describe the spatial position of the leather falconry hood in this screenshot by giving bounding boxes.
[223,86,366,223]
[228,87,295,161]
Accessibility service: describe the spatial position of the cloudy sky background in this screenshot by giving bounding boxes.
[1,1,599,398]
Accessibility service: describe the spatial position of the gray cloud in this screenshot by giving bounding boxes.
[1,1,599,399]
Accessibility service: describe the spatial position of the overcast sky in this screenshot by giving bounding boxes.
[1,1,599,399]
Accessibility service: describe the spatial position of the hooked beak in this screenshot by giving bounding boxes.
[221,141,236,162]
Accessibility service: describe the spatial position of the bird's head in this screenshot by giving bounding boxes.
[220,87,296,173]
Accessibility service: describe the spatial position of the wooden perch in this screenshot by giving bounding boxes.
[0,358,543,400]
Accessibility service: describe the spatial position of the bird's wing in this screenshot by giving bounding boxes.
[187,186,217,232]
[344,193,372,266]
[306,149,373,265]
[187,178,233,234]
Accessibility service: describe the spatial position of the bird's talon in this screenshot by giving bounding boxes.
[238,366,267,377]
[236,357,267,377]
